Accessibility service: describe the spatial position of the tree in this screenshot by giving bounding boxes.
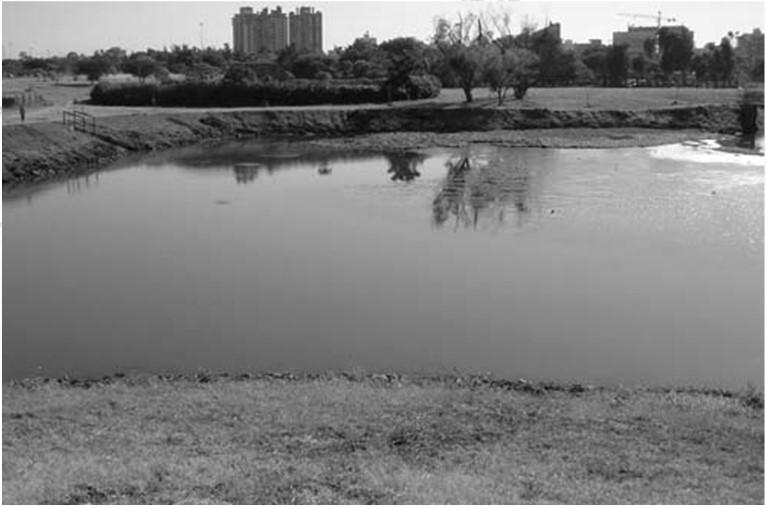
[379,37,427,91]
[336,33,389,79]
[572,58,596,85]
[735,29,764,83]
[432,14,488,103]
[290,53,329,79]
[103,47,127,66]
[223,63,257,84]
[710,37,735,87]
[167,44,200,74]
[76,54,113,82]
[631,54,647,79]
[2,59,23,77]
[507,49,540,99]
[527,23,570,85]
[123,53,162,82]
[582,46,609,86]
[605,44,629,86]
[483,46,514,104]
[657,26,694,84]
[340,33,381,63]
[276,44,301,72]
[186,62,221,82]
[483,46,539,103]
[690,52,711,85]
[643,37,656,59]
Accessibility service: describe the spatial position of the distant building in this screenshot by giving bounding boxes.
[533,22,561,42]
[613,25,693,57]
[233,5,322,56]
[289,7,322,54]
[232,6,288,55]
[563,38,603,55]
[613,26,657,57]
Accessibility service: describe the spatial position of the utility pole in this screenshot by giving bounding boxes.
[200,21,204,49]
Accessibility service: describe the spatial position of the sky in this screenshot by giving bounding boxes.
[1,0,764,58]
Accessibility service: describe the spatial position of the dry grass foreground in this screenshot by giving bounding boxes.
[3,373,763,504]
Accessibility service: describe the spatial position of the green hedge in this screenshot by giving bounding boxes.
[89,75,440,107]
[398,74,442,100]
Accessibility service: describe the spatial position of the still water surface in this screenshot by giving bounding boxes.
[3,141,763,387]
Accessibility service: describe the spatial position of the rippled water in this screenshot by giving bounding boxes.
[3,140,763,387]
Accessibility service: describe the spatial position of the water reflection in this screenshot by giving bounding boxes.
[432,150,533,230]
[233,163,264,184]
[386,152,425,182]
[5,171,102,206]
[318,161,332,175]
[3,141,763,387]
[66,172,100,195]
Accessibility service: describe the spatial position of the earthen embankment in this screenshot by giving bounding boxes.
[2,104,742,184]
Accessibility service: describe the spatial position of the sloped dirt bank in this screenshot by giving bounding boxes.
[2,104,742,184]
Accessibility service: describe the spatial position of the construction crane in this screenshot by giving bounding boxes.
[618,10,677,29]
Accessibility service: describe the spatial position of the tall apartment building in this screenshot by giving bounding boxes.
[232,6,288,54]
[233,6,322,56]
[289,7,322,54]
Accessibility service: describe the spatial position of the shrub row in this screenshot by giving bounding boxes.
[89,75,440,107]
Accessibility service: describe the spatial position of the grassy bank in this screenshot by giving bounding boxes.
[2,77,749,126]
[3,372,763,504]
[2,102,745,185]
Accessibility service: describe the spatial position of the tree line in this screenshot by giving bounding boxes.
[2,13,762,106]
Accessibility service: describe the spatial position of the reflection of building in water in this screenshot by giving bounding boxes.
[233,163,263,184]
[432,152,533,230]
[386,152,426,182]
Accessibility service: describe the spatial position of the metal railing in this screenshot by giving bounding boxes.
[62,109,96,134]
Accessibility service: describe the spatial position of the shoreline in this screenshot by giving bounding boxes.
[5,368,762,401]
[4,369,763,504]
[2,103,752,185]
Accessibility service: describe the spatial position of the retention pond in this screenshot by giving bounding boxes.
[3,140,763,388]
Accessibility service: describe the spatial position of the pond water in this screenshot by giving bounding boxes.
[3,140,763,388]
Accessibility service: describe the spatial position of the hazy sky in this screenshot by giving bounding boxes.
[2,1,764,58]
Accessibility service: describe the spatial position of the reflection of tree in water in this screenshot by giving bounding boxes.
[385,152,426,182]
[318,161,332,175]
[66,172,100,195]
[432,151,533,230]
[233,163,264,184]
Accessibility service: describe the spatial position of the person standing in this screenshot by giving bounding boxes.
[18,102,26,122]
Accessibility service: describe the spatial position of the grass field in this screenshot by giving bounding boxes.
[3,373,763,504]
[2,76,754,126]
[431,86,748,110]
